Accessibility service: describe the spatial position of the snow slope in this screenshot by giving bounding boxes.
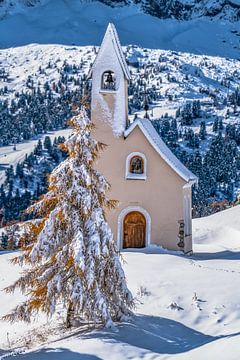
[0,0,240,58]
[193,205,240,250]
[1,205,240,359]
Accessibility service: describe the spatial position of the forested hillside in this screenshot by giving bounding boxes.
[0,135,67,229]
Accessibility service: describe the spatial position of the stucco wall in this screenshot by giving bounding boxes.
[183,184,193,254]
[92,115,187,251]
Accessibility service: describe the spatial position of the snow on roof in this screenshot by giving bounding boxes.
[89,23,131,81]
[124,118,198,184]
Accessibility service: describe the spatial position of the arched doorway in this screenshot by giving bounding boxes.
[123,211,146,248]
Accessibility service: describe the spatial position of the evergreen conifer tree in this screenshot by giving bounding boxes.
[0,233,8,250]
[2,109,133,328]
[212,118,219,133]
[199,121,207,140]
[43,136,52,151]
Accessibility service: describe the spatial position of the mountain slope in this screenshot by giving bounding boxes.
[139,0,240,21]
[1,0,240,21]
[0,0,240,58]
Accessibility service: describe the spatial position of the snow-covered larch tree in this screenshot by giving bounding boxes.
[3,108,133,328]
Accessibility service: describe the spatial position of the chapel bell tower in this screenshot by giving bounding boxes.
[89,23,130,139]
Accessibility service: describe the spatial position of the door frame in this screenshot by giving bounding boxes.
[117,206,151,250]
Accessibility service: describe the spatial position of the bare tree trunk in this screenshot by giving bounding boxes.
[66,301,74,328]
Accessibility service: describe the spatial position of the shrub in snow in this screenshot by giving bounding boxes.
[137,286,151,297]
[2,108,133,328]
[167,302,184,311]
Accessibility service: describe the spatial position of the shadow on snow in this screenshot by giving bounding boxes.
[122,247,240,262]
[191,250,240,261]
[82,314,231,355]
[3,315,240,358]
[4,348,101,360]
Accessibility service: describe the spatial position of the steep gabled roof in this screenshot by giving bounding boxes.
[124,118,198,184]
[89,23,131,80]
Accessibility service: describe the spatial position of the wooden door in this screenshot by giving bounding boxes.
[123,211,146,248]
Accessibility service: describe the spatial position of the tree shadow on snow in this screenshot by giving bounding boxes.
[82,314,235,355]
[5,317,240,359]
[9,348,102,359]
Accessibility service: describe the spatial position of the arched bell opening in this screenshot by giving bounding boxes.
[101,70,116,91]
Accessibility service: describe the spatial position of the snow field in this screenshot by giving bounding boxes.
[0,205,240,359]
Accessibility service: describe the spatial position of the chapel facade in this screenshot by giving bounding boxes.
[89,23,198,254]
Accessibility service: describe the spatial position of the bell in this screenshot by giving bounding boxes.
[106,71,114,85]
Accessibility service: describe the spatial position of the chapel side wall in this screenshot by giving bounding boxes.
[183,185,193,254]
[93,121,186,251]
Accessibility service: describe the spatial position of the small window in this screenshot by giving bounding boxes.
[130,156,144,174]
[126,152,147,180]
[101,71,116,91]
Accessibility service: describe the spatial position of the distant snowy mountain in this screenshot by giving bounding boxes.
[1,0,240,21]
[0,0,240,58]
[136,0,240,21]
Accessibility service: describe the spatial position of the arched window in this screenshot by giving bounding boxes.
[101,70,116,91]
[126,152,147,180]
[130,156,144,174]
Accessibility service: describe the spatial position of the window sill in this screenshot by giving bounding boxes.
[126,173,147,180]
[100,89,117,94]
